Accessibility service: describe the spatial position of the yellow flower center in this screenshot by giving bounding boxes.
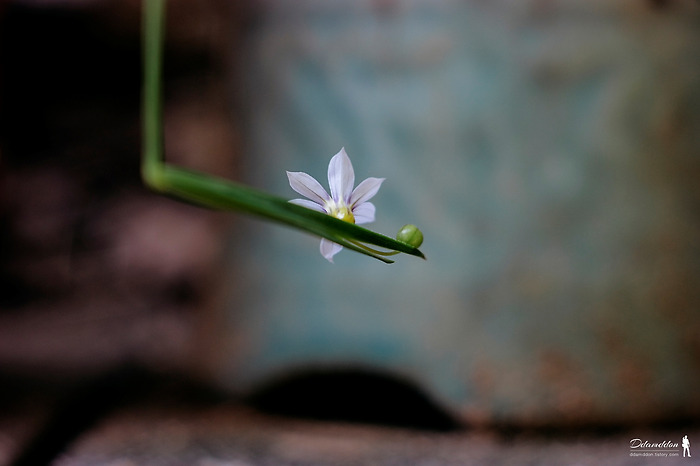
[331,205,355,223]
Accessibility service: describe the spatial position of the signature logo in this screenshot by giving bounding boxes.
[629,436,691,458]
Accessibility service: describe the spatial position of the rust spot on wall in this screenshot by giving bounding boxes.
[536,350,596,423]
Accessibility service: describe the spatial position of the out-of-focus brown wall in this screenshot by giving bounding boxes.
[0,0,245,380]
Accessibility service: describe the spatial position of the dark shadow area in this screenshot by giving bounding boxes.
[6,364,698,465]
[5,365,230,466]
[247,366,700,439]
[247,366,461,432]
[5,365,461,465]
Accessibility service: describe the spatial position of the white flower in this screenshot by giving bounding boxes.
[287,148,384,262]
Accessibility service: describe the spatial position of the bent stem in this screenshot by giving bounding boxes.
[141,0,424,263]
[349,240,401,257]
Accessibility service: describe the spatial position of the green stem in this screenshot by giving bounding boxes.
[141,0,166,191]
[349,240,400,257]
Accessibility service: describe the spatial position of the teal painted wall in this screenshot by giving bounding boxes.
[219,1,700,425]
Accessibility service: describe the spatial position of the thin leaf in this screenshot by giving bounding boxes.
[161,167,424,261]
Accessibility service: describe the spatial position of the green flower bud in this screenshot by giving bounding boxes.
[396,224,423,248]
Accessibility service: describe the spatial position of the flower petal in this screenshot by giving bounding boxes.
[289,198,327,213]
[350,177,384,207]
[287,171,330,206]
[352,201,375,224]
[327,148,354,204]
[320,238,343,263]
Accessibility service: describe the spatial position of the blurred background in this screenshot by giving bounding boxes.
[1,0,699,464]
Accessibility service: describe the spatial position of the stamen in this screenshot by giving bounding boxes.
[332,205,355,224]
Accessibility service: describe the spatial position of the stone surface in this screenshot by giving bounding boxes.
[55,403,699,466]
